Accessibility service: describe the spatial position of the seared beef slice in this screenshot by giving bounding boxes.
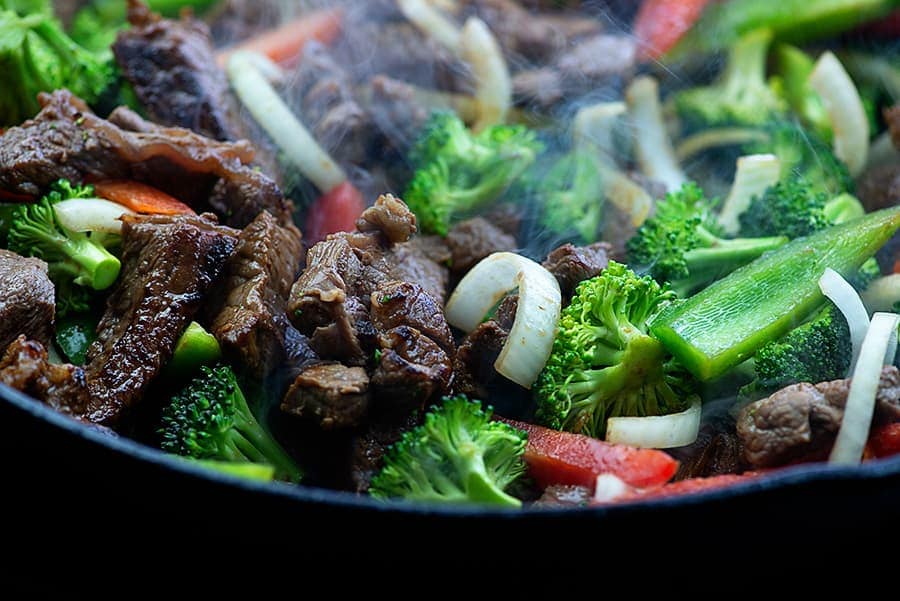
[0,250,55,349]
[83,214,237,426]
[282,362,370,429]
[209,211,302,377]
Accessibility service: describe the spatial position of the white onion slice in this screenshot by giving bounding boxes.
[605,398,702,449]
[445,252,561,388]
[593,474,629,503]
[459,17,511,132]
[862,275,900,314]
[227,51,346,193]
[626,76,687,192]
[809,52,869,176]
[819,268,870,374]
[717,154,781,235]
[53,198,134,234]
[829,312,900,465]
[397,0,462,53]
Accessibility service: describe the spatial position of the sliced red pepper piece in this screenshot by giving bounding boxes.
[93,180,195,215]
[866,422,900,459]
[633,0,713,61]
[303,181,365,245]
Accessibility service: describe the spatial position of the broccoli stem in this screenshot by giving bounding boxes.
[17,220,120,290]
[231,386,303,482]
[723,28,771,99]
[685,228,788,273]
[464,466,520,508]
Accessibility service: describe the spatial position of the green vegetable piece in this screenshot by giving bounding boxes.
[651,206,900,381]
[773,44,831,140]
[190,458,276,482]
[166,321,222,378]
[370,395,527,507]
[533,150,604,244]
[54,312,98,365]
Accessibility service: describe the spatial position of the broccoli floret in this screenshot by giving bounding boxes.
[743,122,853,195]
[534,261,698,438]
[7,180,121,306]
[675,28,787,131]
[532,150,604,244]
[369,395,527,507]
[626,182,788,297]
[404,112,541,235]
[742,302,851,396]
[159,365,303,482]
[0,6,113,125]
[771,44,832,142]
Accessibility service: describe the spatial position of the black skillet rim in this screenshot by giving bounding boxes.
[5,380,900,517]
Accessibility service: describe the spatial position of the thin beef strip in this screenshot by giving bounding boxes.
[207,211,303,378]
[885,104,900,150]
[113,0,244,142]
[0,90,292,228]
[0,250,55,350]
[83,213,238,426]
[453,295,517,398]
[281,362,371,429]
[445,217,518,276]
[0,336,90,416]
[542,242,612,299]
[737,366,900,468]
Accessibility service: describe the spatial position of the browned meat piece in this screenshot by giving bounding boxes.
[557,34,637,80]
[462,0,569,61]
[281,362,370,429]
[885,105,900,150]
[372,325,454,412]
[452,295,517,397]
[857,163,900,213]
[483,203,523,238]
[0,337,90,416]
[534,484,592,508]
[349,411,422,493]
[388,236,451,303]
[670,417,745,480]
[0,90,291,228]
[207,211,303,377]
[83,213,238,426]
[737,366,900,468]
[370,281,455,354]
[512,68,565,110]
[113,0,243,142]
[355,193,417,244]
[542,242,612,299]
[366,75,431,152]
[445,217,518,275]
[204,0,280,46]
[292,41,372,165]
[0,250,55,350]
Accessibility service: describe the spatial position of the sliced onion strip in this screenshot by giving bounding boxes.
[819,268,870,374]
[626,75,687,192]
[593,474,629,504]
[397,0,462,53]
[718,154,781,235]
[809,52,869,176]
[605,398,701,449]
[53,198,134,234]
[829,312,900,465]
[459,17,511,132]
[861,274,900,314]
[445,252,561,388]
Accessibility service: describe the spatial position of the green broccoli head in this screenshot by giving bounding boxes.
[744,302,851,396]
[404,111,542,235]
[159,365,303,482]
[369,395,527,507]
[0,7,113,125]
[534,261,698,438]
[626,182,787,296]
[675,28,787,131]
[535,150,605,244]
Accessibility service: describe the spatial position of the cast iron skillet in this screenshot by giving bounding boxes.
[5,381,900,550]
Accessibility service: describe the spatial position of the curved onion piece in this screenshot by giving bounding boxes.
[227,51,346,193]
[862,274,900,314]
[445,252,561,388]
[53,198,134,234]
[605,398,701,449]
[809,52,869,176]
[626,75,687,192]
[460,17,511,132]
[819,268,870,374]
[718,154,781,235]
[829,312,900,465]
[397,0,461,53]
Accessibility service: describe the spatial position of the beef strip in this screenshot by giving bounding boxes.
[542,242,612,299]
[445,217,518,276]
[857,163,900,213]
[388,236,451,303]
[0,336,89,416]
[534,485,593,508]
[83,213,238,426]
[0,90,291,228]
[885,104,900,150]
[349,410,422,493]
[207,211,303,377]
[365,75,431,153]
[737,366,900,468]
[0,250,55,350]
[670,416,746,480]
[461,0,572,62]
[370,281,455,354]
[281,362,370,429]
[204,0,280,46]
[113,0,243,142]
[452,296,517,397]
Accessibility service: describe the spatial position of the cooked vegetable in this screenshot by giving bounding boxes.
[717,154,781,235]
[55,312,98,365]
[459,17,511,132]
[0,3,113,125]
[191,459,276,482]
[445,252,561,388]
[592,472,760,504]
[605,398,701,448]
[866,422,900,459]
[626,182,788,297]
[397,0,461,54]
[159,365,303,482]
[166,321,222,379]
[819,268,870,372]
[404,112,541,235]
[216,8,344,66]
[532,150,604,244]
[674,28,786,130]
[303,181,366,245]
[7,180,121,294]
[651,206,900,381]
[93,180,195,216]
[633,0,712,61]
[370,396,527,507]
[773,44,831,140]
[503,418,679,490]
[53,197,133,235]
[626,76,687,192]
[808,51,869,175]
[534,261,698,438]
[829,312,900,465]
[862,275,900,313]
